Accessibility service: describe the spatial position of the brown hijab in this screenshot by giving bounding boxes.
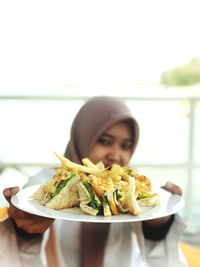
[64,96,139,164]
[63,96,140,267]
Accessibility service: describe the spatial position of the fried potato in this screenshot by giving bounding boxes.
[90,176,114,197]
[53,152,101,175]
[99,164,123,180]
[95,161,105,170]
[106,191,119,215]
[90,177,104,198]
[82,158,99,169]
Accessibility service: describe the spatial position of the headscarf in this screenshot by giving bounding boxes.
[64,96,139,164]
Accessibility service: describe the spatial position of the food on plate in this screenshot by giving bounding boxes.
[31,152,159,216]
[32,174,81,210]
[134,175,160,207]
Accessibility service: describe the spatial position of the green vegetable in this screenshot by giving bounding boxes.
[137,191,154,200]
[52,173,76,198]
[136,193,143,200]
[103,191,108,204]
[82,181,101,210]
[116,189,122,199]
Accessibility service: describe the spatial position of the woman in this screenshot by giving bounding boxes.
[2,96,187,267]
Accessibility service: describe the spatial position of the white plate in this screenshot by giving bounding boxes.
[11,185,185,223]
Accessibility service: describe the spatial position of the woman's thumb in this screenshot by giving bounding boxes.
[3,187,20,204]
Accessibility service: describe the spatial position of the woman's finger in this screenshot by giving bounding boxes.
[162,182,183,196]
[22,218,55,234]
[14,215,55,234]
[3,187,20,204]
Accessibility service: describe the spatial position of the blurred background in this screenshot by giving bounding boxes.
[0,0,200,246]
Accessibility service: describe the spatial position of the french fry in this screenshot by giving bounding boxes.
[106,191,119,215]
[90,177,104,198]
[98,164,123,180]
[90,176,114,199]
[95,161,105,170]
[53,152,101,175]
[82,158,99,170]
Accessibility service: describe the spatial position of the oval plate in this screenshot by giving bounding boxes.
[11,185,185,223]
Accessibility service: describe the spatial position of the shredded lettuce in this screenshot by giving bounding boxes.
[115,189,122,199]
[82,181,102,211]
[103,191,108,204]
[52,173,76,198]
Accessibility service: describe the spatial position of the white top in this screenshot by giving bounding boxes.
[0,214,188,267]
[0,169,189,267]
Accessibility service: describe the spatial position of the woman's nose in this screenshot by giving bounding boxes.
[107,145,122,164]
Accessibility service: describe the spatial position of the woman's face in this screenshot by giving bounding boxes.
[88,121,134,167]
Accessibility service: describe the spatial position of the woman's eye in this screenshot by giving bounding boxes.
[97,138,111,146]
[121,142,133,150]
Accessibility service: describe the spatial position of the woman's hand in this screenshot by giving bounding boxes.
[145,181,182,227]
[3,186,54,234]
[161,181,183,196]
